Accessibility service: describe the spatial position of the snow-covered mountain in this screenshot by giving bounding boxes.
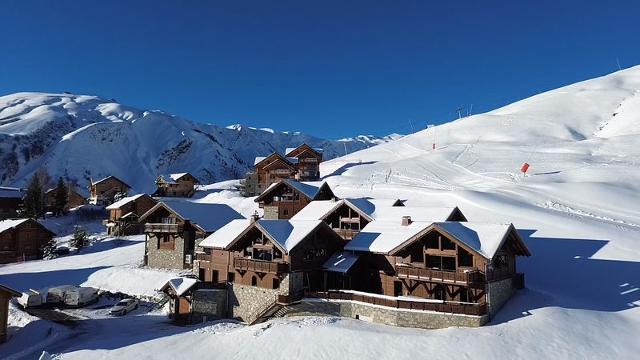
[0,92,402,192]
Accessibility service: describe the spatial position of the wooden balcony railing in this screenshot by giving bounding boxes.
[144,223,183,233]
[195,253,212,262]
[332,228,359,240]
[233,257,289,274]
[396,266,484,284]
[305,290,487,316]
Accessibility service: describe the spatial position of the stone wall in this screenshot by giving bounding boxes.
[487,277,515,317]
[146,233,185,270]
[228,273,292,323]
[285,299,488,329]
[263,206,279,220]
[191,289,227,323]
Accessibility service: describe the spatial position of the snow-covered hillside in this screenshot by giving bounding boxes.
[0,93,401,192]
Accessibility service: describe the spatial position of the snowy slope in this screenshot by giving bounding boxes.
[3,67,640,359]
[0,92,401,192]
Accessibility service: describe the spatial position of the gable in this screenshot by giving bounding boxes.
[285,144,322,158]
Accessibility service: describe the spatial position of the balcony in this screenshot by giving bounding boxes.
[195,252,212,262]
[395,266,484,284]
[144,223,183,233]
[233,257,289,274]
[332,228,359,240]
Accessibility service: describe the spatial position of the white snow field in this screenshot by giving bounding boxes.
[2,66,640,359]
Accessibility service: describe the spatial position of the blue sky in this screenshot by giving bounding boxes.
[1,1,639,138]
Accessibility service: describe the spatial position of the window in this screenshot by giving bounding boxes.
[158,234,175,250]
[272,278,280,289]
[441,237,456,250]
[426,236,439,249]
[283,209,289,216]
[433,284,445,300]
[459,288,469,302]
[426,255,456,271]
[228,272,235,282]
[442,256,456,271]
[211,270,219,283]
[458,248,473,267]
[494,255,507,269]
[251,276,258,286]
[394,281,403,297]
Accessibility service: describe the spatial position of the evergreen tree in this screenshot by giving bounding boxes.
[42,237,58,259]
[54,177,68,216]
[72,226,88,252]
[23,173,45,218]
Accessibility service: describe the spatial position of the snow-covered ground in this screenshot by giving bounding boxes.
[3,66,640,359]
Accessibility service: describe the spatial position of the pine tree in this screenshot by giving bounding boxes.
[23,173,45,218]
[42,237,58,259]
[54,177,68,216]
[72,226,88,252]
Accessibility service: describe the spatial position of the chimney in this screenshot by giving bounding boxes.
[401,216,412,226]
[250,211,260,223]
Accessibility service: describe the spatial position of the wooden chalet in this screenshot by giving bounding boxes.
[44,186,86,213]
[154,172,200,198]
[104,194,157,236]
[0,187,23,220]
[0,219,55,264]
[88,176,131,206]
[159,277,199,325]
[328,219,531,316]
[197,218,343,303]
[0,284,21,343]
[243,153,297,196]
[139,200,244,270]
[284,144,323,181]
[254,179,335,220]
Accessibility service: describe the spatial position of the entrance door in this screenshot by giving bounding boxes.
[394,281,403,297]
[198,268,205,281]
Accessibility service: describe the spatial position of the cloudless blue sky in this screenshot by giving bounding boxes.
[2,1,639,138]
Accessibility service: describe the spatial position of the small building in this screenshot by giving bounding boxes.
[0,187,23,220]
[254,180,335,220]
[154,173,200,198]
[44,186,86,213]
[284,144,323,181]
[197,217,343,323]
[159,277,199,325]
[0,219,55,264]
[88,176,131,206]
[104,194,158,236]
[0,284,21,343]
[139,200,244,270]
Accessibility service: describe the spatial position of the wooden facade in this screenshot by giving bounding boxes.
[0,219,55,264]
[44,186,86,213]
[198,221,343,296]
[0,187,23,220]
[0,284,21,343]
[322,202,373,240]
[154,173,199,198]
[285,144,322,181]
[88,176,131,206]
[255,180,335,220]
[104,194,157,236]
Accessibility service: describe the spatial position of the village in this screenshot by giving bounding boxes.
[0,142,532,350]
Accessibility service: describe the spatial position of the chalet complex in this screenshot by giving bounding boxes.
[0,187,23,220]
[154,173,199,198]
[242,144,323,196]
[89,176,131,206]
[104,194,157,236]
[139,200,243,270]
[183,192,531,329]
[0,219,55,264]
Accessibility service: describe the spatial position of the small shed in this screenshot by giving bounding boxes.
[159,277,199,324]
[0,284,21,343]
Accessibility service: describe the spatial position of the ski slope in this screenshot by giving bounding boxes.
[3,66,640,359]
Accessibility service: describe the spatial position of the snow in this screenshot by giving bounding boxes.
[199,219,253,248]
[436,222,515,259]
[155,199,245,233]
[105,194,145,210]
[0,186,23,198]
[323,251,360,273]
[160,277,198,296]
[282,180,328,200]
[3,66,640,359]
[256,220,323,253]
[0,219,29,233]
[290,200,342,221]
[344,220,432,253]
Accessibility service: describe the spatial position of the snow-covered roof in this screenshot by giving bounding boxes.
[257,219,323,253]
[323,251,360,273]
[93,175,131,188]
[284,145,323,156]
[435,222,515,259]
[254,154,298,166]
[369,206,461,222]
[254,156,267,165]
[0,219,30,233]
[283,180,327,200]
[143,199,245,233]
[0,187,23,199]
[105,194,145,210]
[199,219,254,248]
[345,220,519,259]
[290,200,341,221]
[157,173,192,184]
[160,277,198,296]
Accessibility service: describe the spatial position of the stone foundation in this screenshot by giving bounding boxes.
[284,299,488,329]
[228,273,293,323]
[487,277,515,316]
[191,289,227,323]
